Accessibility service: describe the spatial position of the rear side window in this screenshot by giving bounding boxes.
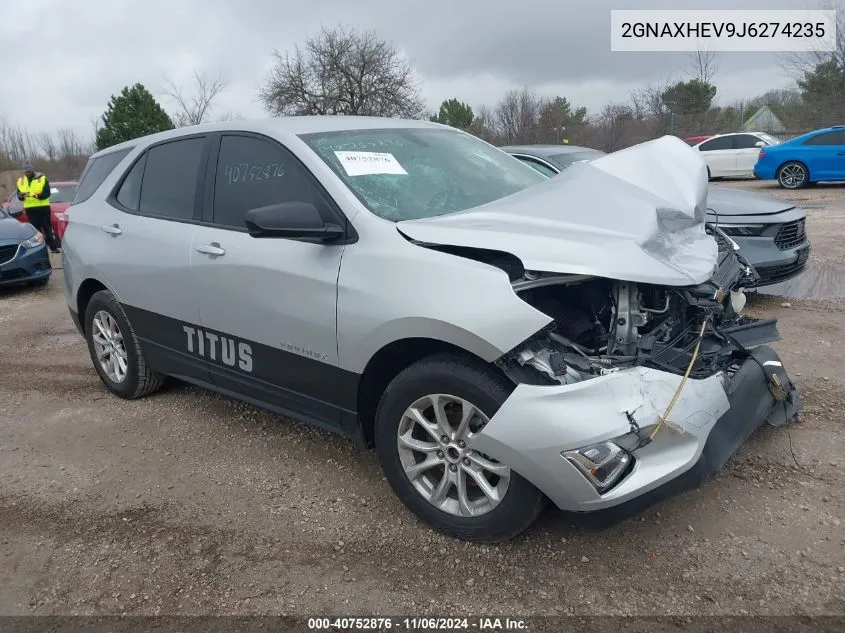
[699,136,732,151]
[138,137,205,221]
[803,131,845,146]
[72,148,132,204]
[115,154,148,211]
[211,134,333,229]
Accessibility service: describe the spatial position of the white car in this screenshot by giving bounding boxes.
[693,132,782,179]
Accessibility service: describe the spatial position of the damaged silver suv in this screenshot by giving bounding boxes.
[63,117,802,543]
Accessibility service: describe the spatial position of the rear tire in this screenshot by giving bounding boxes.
[84,290,164,399]
[777,162,808,189]
[374,354,546,543]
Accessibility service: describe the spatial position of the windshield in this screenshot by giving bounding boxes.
[299,128,545,221]
[50,185,77,203]
[548,149,606,170]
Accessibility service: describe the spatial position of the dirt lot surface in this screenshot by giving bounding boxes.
[1,179,844,618]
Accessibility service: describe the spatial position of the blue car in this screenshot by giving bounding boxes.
[0,207,52,288]
[754,125,845,189]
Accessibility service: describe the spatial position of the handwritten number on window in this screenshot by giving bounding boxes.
[222,163,285,185]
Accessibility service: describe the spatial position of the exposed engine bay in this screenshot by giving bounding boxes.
[498,227,773,386]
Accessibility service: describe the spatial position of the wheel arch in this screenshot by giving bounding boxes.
[75,278,109,334]
[356,336,512,448]
[777,159,811,182]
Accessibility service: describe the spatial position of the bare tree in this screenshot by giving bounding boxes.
[593,103,634,152]
[56,128,84,167]
[216,111,243,122]
[779,0,844,79]
[37,132,58,163]
[494,87,542,143]
[258,25,425,118]
[687,45,719,84]
[164,70,228,127]
[629,79,672,120]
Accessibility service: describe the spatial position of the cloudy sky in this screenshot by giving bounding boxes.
[1,0,827,141]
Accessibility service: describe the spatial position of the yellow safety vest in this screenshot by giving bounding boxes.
[17,175,51,209]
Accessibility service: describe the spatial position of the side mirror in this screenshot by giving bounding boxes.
[243,201,344,241]
[754,141,766,147]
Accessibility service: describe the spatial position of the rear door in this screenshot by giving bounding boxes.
[190,132,351,432]
[800,130,845,180]
[100,135,212,383]
[732,134,766,176]
[697,135,736,176]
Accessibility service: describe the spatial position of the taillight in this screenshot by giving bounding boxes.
[758,149,765,158]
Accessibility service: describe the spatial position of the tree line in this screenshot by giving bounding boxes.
[2,6,843,179]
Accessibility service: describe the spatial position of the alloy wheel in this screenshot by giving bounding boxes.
[779,163,806,189]
[91,310,128,383]
[396,393,510,517]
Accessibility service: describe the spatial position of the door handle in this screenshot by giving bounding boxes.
[101,223,122,236]
[837,152,845,155]
[196,242,226,256]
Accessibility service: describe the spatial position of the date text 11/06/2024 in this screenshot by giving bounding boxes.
[307,617,530,631]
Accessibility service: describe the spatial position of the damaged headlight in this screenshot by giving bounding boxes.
[563,441,632,493]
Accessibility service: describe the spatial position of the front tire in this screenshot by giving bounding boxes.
[374,355,546,543]
[777,162,808,189]
[84,290,164,399]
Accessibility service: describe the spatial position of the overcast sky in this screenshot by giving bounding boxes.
[1,0,826,142]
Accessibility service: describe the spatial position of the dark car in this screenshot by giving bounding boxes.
[499,145,607,177]
[502,144,811,287]
[0,207,52,288]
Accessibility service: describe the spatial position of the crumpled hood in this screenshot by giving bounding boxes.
[706,187,794,217]
[397,135,717,286]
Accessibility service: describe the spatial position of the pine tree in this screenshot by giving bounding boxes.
[95,84,174,150]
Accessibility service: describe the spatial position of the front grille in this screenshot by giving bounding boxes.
[0,268,26,280]
[0,244,19,265]
[756,261,808,284]
[774,219,807,250]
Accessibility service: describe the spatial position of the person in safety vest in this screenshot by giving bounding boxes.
[17,162,60,253]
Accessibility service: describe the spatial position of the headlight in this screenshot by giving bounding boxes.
[714,224,767,237]
[22,231,45,248]
[563,441,632,493]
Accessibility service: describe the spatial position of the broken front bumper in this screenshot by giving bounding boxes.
[468,345,801,525]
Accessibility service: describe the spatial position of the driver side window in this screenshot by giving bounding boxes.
[212,135,335,230]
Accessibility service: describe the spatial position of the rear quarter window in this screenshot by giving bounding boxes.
[72,148,133,204]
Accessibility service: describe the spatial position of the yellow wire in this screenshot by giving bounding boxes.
[649,319,709,441]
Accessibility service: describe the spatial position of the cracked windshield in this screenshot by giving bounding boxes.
[301,128,545,221]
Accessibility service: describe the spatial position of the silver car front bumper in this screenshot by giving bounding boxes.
[469,345,801,523]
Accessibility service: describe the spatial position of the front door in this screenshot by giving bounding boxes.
[698,135,736,177]
[190,132,353,432]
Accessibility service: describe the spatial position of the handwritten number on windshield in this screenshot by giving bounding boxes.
[223,163,285,184]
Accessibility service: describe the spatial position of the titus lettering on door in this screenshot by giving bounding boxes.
[183,325,253,372]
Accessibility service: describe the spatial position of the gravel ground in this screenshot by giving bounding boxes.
[1,179,844,617]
